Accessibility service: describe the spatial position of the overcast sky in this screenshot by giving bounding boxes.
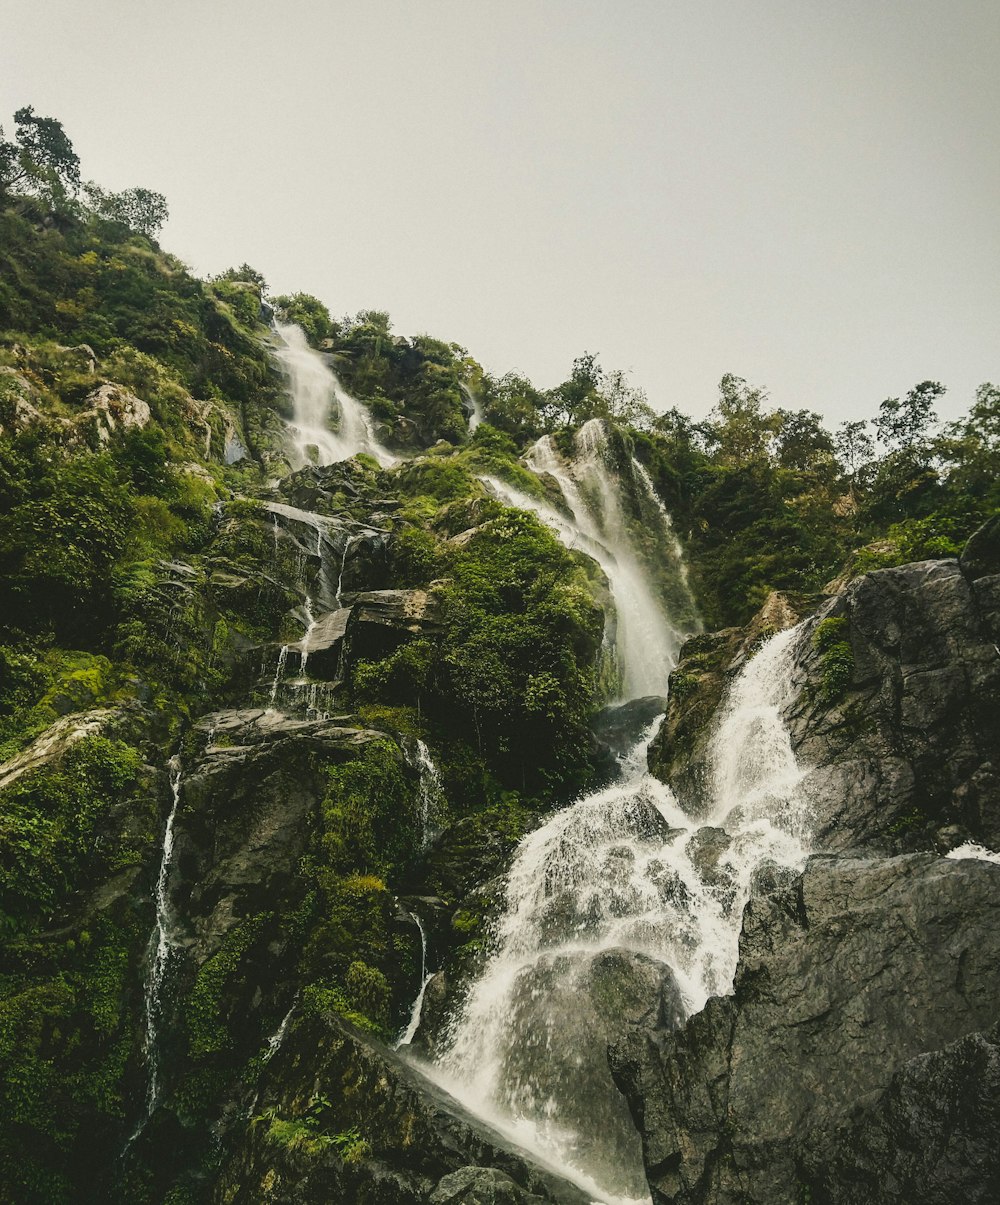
[4,0,998,423]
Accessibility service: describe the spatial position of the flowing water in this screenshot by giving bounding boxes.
[430,428,810,1204]
[461,381,484,433]
[487,420,695,698]
[130,755,183,1143]
[431,630,809,1202]
[411,738,446,851]
[395,914,433,1050]
[272,321,394,468]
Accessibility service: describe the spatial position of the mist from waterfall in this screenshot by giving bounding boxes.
[429,627,810,1204]
[272,321,394,468]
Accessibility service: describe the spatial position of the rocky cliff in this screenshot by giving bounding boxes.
[613,525,1000,1204]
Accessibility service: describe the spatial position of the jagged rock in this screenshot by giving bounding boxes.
[489,948,682,1201]
[960,513,1000,581]
[685,826,732,887]
[344,588,446,664]
[648,590,823,812]
[785,557,1000,852]
[173,710,390,965]
[214,1010,592,1205]
[592,695,667,761]
[611,853,1000,1205]
[430,1166,547,1203]
[0,707,119,792]
[85,382,151,441]
[296,606,351,679]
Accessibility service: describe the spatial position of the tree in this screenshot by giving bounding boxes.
[215,263,268,292]
[834,420,875,478]
[774,409,834,472]
[0,106,80,199]
[875,380,944,454]
[707,374,774,466]
[85,182,168,237]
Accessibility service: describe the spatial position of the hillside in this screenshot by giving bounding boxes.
[1,111,998,1205]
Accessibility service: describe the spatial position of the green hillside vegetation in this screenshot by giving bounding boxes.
[0,106,997,1201]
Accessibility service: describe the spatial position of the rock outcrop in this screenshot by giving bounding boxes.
[611,853,1000,1205]
[625,530,1000,1204]
[216,1009,592,1205]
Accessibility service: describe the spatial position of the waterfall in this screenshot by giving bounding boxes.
[430,627,809,1204]
[411,738,445,850]
[461,382,484,433]
[271,321,394,468]
[482,420,695,699]
[395,914,433,1049]
[269,644,289,705]
[130,756,183,1143]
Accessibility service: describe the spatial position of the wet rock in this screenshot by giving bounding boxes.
[612,853,1000,1204]
[430,1165,547,1203]
[686,826,732,887]
[592,694,667,761]
[215,1010,592,1205]
[648,591,822,814]
[496,947,682,1201]
[296,607,351,679]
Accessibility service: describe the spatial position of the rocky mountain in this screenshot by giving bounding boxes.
[613,524,1000,1204]
[2,145,999,1204]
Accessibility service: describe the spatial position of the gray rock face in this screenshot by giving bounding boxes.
[430,1166,547,1204]
[786,557,1000,853]
[170,709,391,973]
[215,1010,592,1205]
[612,853,1000,1204]
[592,695,667,761]
[497,948,682,1201]
[810,1022,1000,1203]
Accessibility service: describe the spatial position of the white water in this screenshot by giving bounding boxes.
[946,841,1000,865]
[395,914,433,1049]
[272,321,394,468]
[412,738,446,850]
[131,755,183,1141]
[513,420,693,698]
[461,381,484,433]
[432,628,809,1202]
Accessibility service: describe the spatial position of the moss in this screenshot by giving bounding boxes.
[812,616,854,702]
[185,913,271,1058]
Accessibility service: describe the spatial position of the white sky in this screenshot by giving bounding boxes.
[4,0,998,423]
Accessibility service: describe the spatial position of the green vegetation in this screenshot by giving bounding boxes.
[0,101,996,1204]
[812,617,854,702]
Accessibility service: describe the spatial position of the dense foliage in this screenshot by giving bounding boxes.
[0,104,995,1202]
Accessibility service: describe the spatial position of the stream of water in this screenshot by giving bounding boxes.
[421,422,810,1202]
[272,321,394,468]
[129,755,183,1145]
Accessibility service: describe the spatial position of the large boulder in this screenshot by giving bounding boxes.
[785,557,1000,853]
[611,853,1000,1205]
[214,1009,593,1205]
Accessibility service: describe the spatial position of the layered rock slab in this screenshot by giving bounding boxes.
[611,853,1000,1204]
[216,1009,592,1205]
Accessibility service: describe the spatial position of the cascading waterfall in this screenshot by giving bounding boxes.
[411,738,445,850]
[271,321,394,468]
[461,381,484,433]
[482,421,694,698]
[130,755,183,1142]
[395,915,433,1049]
[429,622,810,1203]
